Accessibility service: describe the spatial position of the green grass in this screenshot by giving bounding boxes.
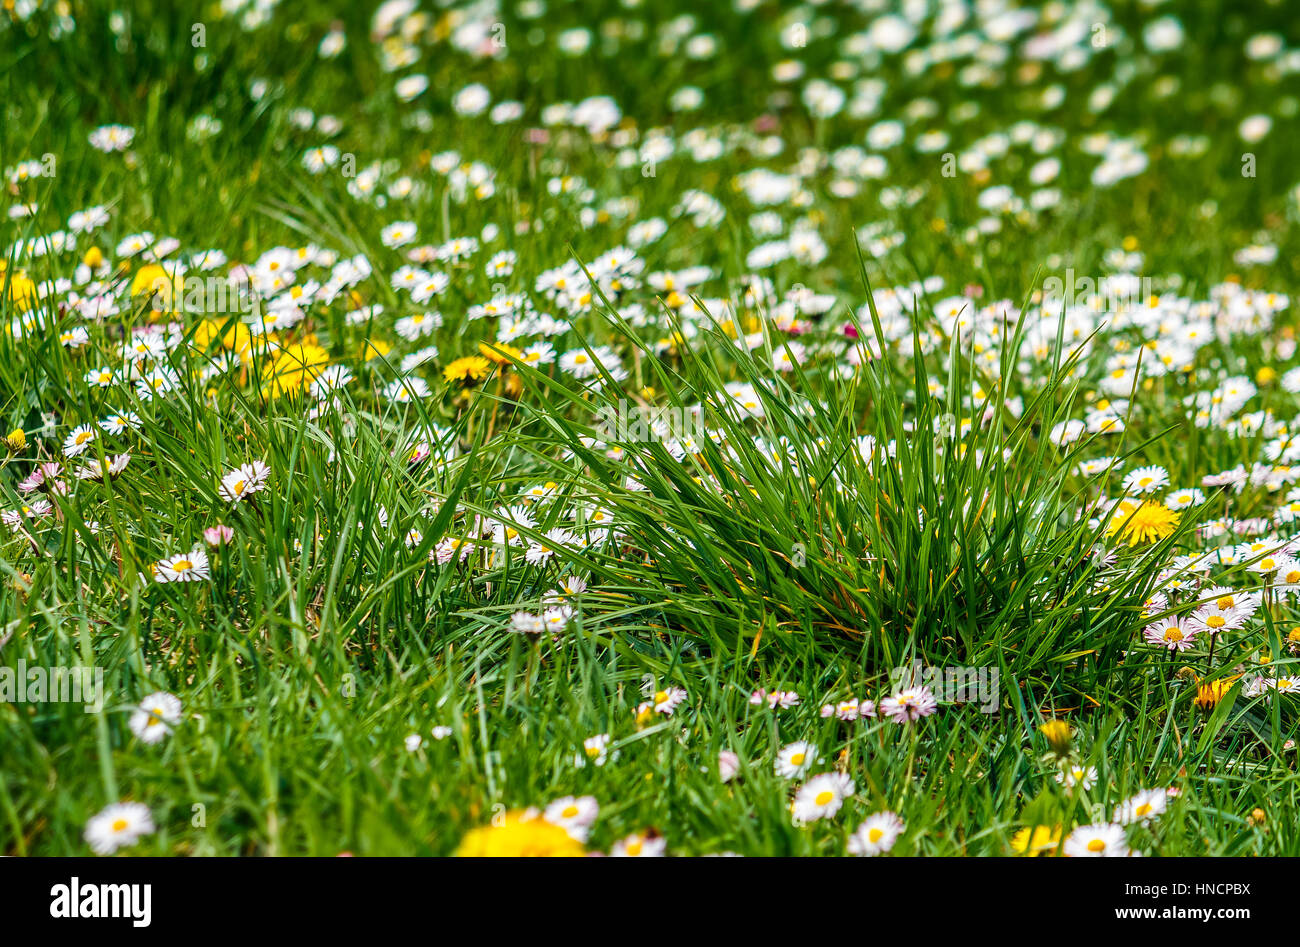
[3,0,1300,856]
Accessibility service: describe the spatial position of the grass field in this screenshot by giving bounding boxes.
[4,0,1300,857]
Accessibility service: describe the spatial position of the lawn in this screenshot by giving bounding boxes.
[3,0,1300,857]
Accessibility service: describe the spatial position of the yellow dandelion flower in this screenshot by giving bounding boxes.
[454,811,584,857]
[1011,825,1062,856]
[1105,500,1179,546]
[130,263,186,312]
[478,341,522,365]
[220,321,254,358]
[1038,720,1073,756]
[443,355,492,384]
[190,318,226,352]
[1,268,38,312]
[261,342,329,398]
[1194,677,1237,712]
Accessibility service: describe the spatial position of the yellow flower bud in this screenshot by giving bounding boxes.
[1039,720,1072,756]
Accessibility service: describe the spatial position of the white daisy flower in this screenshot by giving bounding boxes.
[129,691,182,744]
[847,811,905,855]
[774,741,819,779]
[84,802,155,854]
[1063,822,1130,857]
[792,772,854,822]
